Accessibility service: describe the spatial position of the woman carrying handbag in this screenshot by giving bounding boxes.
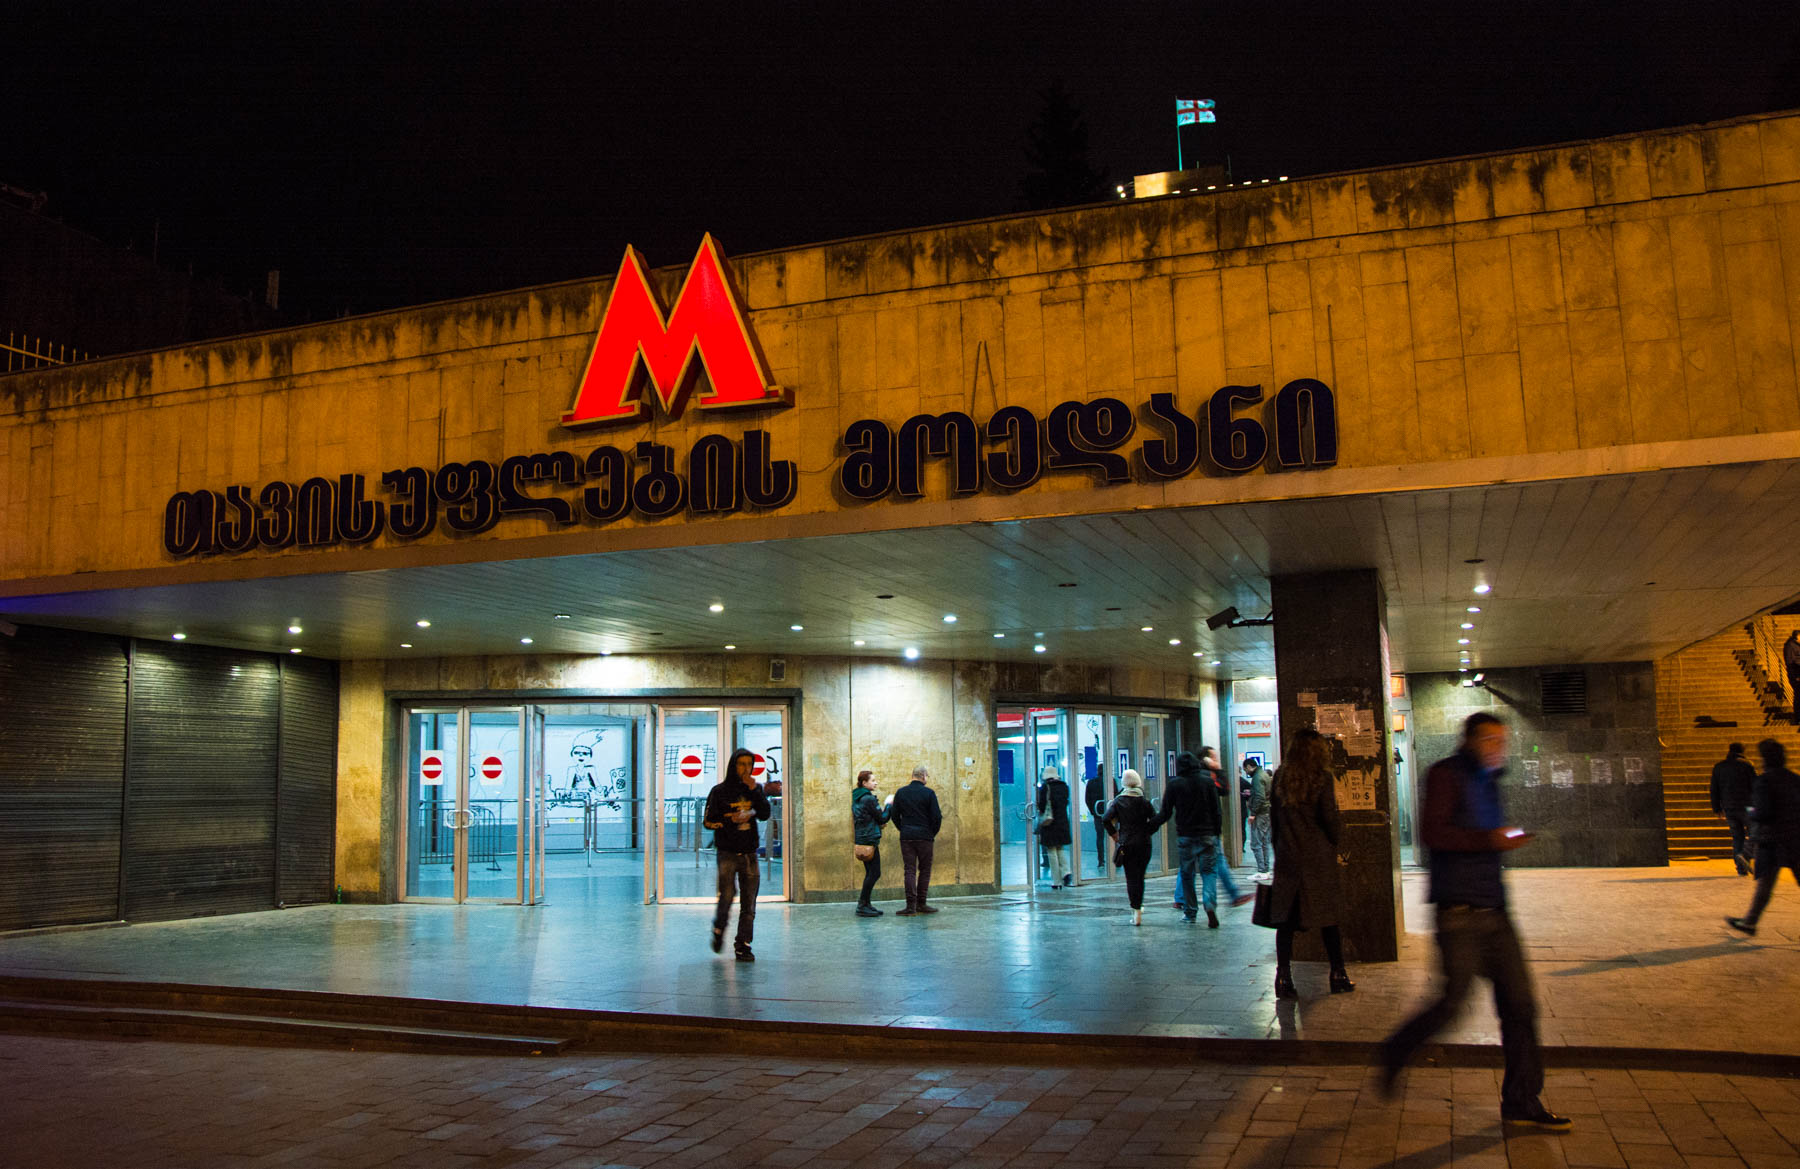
[1036,764,1074,888]
[1102,768,1158,925]
[850,769,888,917]
[1267,729,1355,998]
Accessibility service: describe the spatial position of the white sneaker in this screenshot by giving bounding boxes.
[1132,908,1142,926]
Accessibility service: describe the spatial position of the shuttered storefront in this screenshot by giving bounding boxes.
[277,655,338,906]
[0,625,340,930]
[0,627,129,931]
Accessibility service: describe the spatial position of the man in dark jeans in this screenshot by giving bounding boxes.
[1712,742,1757,876]
[1380,712,1570,1131]
[1727,738,1800,936]
[889,764,943,916]
[702,748,771,962]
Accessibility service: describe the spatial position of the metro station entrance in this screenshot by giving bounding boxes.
[996,705,1182,893]
[399,700,790,906]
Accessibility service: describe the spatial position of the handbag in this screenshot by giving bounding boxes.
[853,843,875,861]
[1111,845,1126,868]
[1251,881,1278,929]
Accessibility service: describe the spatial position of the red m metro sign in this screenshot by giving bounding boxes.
[562,234,788,428]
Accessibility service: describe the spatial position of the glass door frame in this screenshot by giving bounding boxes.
[651,702,791,905]
[398,702,545,905]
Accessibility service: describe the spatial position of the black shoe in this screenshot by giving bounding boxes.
[1274,970,1297,999]
[734,943,755,962]
[1502,1100,1572,1132]
[710,927,724,953]
[917,904,939,914]
[855,904,881,918]
[1329,968,1356,994]
[896,904,917,916]
[1063,875,1073,887]
[1726,916,1757,936]
[1206,908,1220,928]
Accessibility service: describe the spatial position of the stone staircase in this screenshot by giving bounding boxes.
[1656,619,1800,861]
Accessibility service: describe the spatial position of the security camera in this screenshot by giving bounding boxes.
[1205,607,1241,632]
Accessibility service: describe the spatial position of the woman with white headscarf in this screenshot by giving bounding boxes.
[1103,769,1158,925]
[1036,763,1073,889]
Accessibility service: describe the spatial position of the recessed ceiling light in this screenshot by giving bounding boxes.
[520,637,533,645]
[1458,638,1471,645]
[171,632,186,640]
[853,639,866,647]
[1141,626,1154,632]
[903,647,920,660]
[1467,606,1481,613]
[600,649,613,656]
[993,633,1005,639]
[1473,584,1491,595]
[1168,638,1181,646]
[400,643,412,648]
[553,614,571,620]
[289,647,302,654]
[1033,644,1047,653]
[725,644,737,650]
[1210,660,1221,666]
[1193,651,1202,657]
[709,603,724,613]
[1033,632,1044,638]
[943,614,957,623]
[790,624,804,631]
[416,619,431,628]
[287,625,303,635]
[1460,622,1474,629]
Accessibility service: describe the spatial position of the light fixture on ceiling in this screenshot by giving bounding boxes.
[520,637,533,645]
[171,632,186,640]
[1473,672,1486,684]
[1168,638,1181,646]
[709,603,724,613]
[416,619,431,628]
[903,647,920,660]
[1458,638,1471,645]
[1209,659,1222,666]
[943,614,957,623]
[600,649,613,656]
[1192,651,1202,657]
[287,624,302,635]
[1033,644,1047,654]
[853,639,866,647]
[289,648,302,654]
[553,614,571,620]
[790,624,804,631]
[725,644,737,650]
[1473,584,1491,595]
[993,633,1005,639]
[1141,626,1154,632]
[400,642,412,648]
[1461,622,1474,630]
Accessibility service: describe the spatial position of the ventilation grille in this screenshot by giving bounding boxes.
[1232,678,1277,705]
[1539,670,1587,715]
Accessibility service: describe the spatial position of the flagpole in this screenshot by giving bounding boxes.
[1176,98,1184,171]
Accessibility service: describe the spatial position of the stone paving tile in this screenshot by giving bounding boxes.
[3,1035,1799,1168]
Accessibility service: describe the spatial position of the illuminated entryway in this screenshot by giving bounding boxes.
[400,700,790,906]
[996,705,1182,893]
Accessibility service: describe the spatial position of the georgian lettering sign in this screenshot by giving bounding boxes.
[158,239,1339,558]
[561,234,786,427]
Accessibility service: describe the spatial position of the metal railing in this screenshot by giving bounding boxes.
[2,332,90,373]
[1749,615,1794,715]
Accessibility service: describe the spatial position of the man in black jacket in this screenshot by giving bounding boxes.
[1728,738,1800,936]
[1379,713,1569,1132]
[1712,742,1757,876]
[702,748,771,961]
[889,765,944,916]
[1154,750,1250,926]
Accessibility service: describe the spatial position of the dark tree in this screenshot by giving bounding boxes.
[1019,80,1109,210]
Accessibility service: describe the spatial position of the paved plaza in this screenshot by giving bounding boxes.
[5,1033,1800,1169]
[0,862,1793,1060]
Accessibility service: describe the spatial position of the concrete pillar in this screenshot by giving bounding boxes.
[1270,568,1402,962]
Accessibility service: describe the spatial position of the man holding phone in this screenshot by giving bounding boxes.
[1379,712,1570,1131]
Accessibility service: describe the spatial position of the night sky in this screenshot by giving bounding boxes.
[7,2,1799,321]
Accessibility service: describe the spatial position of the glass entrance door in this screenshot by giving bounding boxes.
[652,704,789,903]
[401,705,544,903]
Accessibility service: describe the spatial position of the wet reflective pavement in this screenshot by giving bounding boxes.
[0,863,1793,1058]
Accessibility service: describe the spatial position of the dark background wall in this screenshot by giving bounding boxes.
[0,624,337,930]
[1410,663,1666,868]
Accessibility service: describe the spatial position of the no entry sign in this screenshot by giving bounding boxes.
[420,751,445,786]
[750,753,766,777]
[480,755,504,781]
[679,753,703,779]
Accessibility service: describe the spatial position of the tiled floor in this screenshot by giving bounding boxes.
[4,1033,1798,1168]
[1,862,1793,1056]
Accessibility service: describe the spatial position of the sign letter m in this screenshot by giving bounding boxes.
[562,234,787,428]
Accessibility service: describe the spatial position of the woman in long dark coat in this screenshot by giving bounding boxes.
[1036,764,1073,888]
[1102,768,1156,925]
[1268,728,1353,999]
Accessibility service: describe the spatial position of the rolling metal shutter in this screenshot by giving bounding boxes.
[123,641,281,921]
[277,656,338,905]
[0,627,128,931]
